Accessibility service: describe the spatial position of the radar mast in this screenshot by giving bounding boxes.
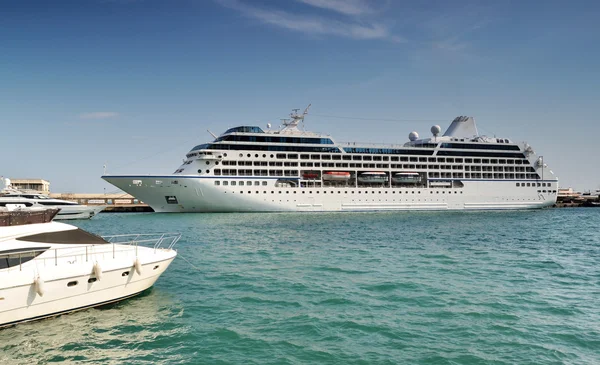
[282,104,311,131]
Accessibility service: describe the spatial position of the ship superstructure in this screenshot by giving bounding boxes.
[103,107,558,212]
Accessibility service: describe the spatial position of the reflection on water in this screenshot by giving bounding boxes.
[0,288,189,364]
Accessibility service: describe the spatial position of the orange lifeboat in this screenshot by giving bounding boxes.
[302,172,319,179]
[322,171,351,181]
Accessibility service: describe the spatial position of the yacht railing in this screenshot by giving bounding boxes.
[102,232,181,250]
[0,233,181,273]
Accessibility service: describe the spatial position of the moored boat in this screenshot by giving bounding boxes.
[0,181,105,220]
[102,107,559,212]
[0,208,179,328]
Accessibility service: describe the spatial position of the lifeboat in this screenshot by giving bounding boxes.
[302,172,319,179]
[392,172,421,184]
[322,171,351,181]
[357,172,388,183]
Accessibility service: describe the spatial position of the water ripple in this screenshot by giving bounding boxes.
[2,209,600,364]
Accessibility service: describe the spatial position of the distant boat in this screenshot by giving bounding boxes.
[0,189,104,220]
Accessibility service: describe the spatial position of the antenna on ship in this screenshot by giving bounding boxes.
[283,104,311,130]
[207,129,218,139]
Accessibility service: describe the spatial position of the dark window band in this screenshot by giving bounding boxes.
[17,229,109,245]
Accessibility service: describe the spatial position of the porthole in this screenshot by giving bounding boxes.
[88,278,97,283]
[198,169,202,173]
[224,153,228,157]
[247,154,251,157]
[262,154,266,158]
[239,153,243,157]
[67,281,78,287]
[122,271,130,276]
[206,169,209,173]
[206,161,210,165]
[255,154,259,158]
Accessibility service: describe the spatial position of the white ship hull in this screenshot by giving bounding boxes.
[103,176,557,212]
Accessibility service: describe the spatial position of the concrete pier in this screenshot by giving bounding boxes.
[48,193,154,212]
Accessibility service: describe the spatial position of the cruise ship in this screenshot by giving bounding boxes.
[102,106,558,212]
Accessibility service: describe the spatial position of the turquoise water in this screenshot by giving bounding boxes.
[1,209,600,364]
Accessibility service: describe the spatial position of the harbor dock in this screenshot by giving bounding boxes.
[48,193,154,212]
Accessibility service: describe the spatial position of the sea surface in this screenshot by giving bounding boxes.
[1,209,600,364]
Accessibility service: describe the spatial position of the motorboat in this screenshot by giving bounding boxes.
[0,208,179,328]
[0,190,105,220]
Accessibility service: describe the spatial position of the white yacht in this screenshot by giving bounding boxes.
[0,183,104,220]
[0,208,179,328]
[103,106,559,212]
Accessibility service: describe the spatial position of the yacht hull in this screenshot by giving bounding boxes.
[54,205,105,220]
[0,255,175,328]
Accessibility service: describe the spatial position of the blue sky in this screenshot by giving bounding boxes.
[1,0,599,193]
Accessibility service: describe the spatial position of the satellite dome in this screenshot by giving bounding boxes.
[409,131,419,141]
[267,123,272,129]
[431,125,441,136]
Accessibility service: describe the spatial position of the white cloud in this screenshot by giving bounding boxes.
[79,112,119,120]
[296,0,374,16]
[216,0,401,42]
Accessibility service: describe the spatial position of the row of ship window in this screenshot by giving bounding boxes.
[228,153,530,164]
[219,160,534,169]
[177,163,536,174]
[429,173,539,179]
[210,169,540,180]
[516,182,553,187]
[212,182,465,194]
